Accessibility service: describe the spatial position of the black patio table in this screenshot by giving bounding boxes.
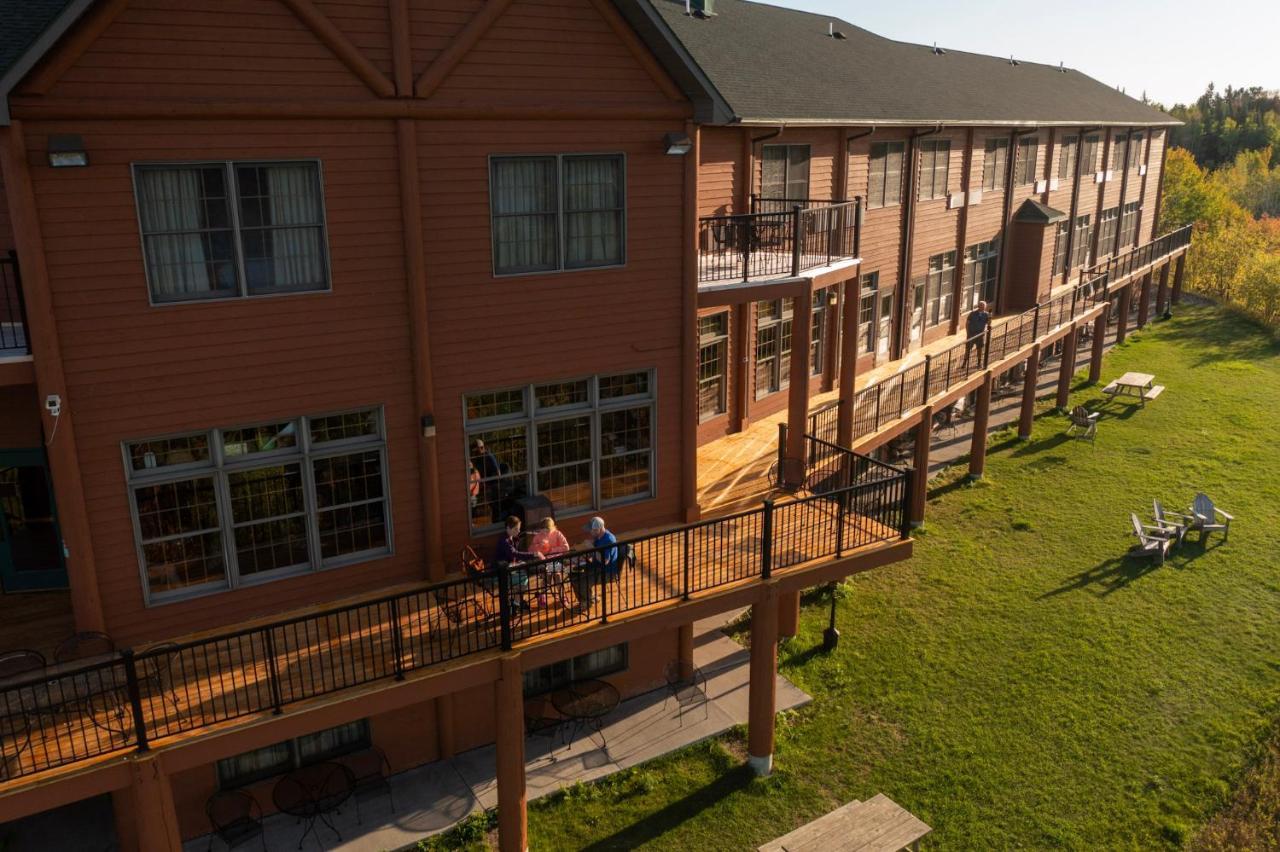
[550,678,620,751]
[272,761,356,849]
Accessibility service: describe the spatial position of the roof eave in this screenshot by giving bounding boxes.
[729,116,1182,128]
[0,0,96,126]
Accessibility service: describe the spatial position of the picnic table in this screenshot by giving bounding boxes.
[759,794,931,852]
[1103,371,1165,406]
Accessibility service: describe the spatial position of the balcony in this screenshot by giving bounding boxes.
[0,252,29,359]
[698,197,862,287]
[1086,224,1193,284]
[0,456,908,787]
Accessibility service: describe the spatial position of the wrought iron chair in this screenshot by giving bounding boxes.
[523,696,566,757]
[205,790,267,852]
[430,587,494,655]
[0,649,46,682]
[344,746,396,824]
[663,660,710,726]
[54,631,115,665]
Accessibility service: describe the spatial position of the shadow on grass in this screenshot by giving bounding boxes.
[578,765,755,851]
[1039,555,1161,599]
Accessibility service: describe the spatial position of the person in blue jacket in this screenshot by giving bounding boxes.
[570,516,617,610]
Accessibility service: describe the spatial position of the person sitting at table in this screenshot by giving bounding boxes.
[570,516,618,611]
[529,517,570,559]
[492,516,536,609]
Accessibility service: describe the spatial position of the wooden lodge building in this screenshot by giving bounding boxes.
[0,0,1187,849]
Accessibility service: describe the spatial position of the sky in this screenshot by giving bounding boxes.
[767,0,1277,107]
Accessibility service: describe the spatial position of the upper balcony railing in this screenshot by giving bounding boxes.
[0,457,908,784]
[1086,223,1192,282]
[698,197,862,285]
[0,251,30,357]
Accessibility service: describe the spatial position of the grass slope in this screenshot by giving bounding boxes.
[518,305,1280,851]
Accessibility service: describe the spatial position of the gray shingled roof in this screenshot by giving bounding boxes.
[0,0,90,124]
[637,0,1177,127]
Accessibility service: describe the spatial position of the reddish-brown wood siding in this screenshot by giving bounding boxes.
[1141,130,1166,242]
[848,130,906,361]
[0,166,14,253]
[698,126,741,218]
[0,387,42,446]
[315,0,395,78]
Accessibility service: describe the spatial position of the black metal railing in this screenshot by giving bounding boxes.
[0,251,30,355]
[0,460,907,783]
[698,198,862,284]
[1085,224,1192,282]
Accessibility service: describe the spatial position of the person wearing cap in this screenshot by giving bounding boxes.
[569,516,617,610]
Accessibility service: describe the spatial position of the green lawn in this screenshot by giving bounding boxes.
[474,304,1280,850]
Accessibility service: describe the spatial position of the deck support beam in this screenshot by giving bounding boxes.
[127,754,183,852]
[968,372,993,480]
[1156,262,1171,317]
[1136,271,1153,329]
[1018,344,1040,439]
[909,406,932,526]
[1056,325,1078,410]
[495,655,528,852]
[1116,284,1133,345]
[1089,311,1108,383]
[1172,252,1186,305]
[748,584,779,776]
[785,284,813,475]
[836,280,860,447]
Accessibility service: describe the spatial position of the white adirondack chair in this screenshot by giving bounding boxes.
[1152,500,1190,546]
[1188,492,1233,544]
[1129,513,1173,564]
[1065,405,1100,440]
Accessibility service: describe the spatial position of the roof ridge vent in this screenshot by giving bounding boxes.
[932,42,946,55]
[827,22,847,39]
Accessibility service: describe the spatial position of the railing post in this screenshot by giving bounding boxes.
[899,469,913,540]
[600,555,610,624]
[835,488,846,558]
[682,527,692,601]
[874,382,883,429]
[1032,302,1041,340]
[983,322,993,368]
[761,499,774,580]
[121,649,150,752]
[922,354,932,405]
[741,216,752,283]
[263,627,284,714]
[791,205,803,276]
[1070,285,1079,319]
[777,422,787,476]
[389,597,406,681]
[498,566,513,649]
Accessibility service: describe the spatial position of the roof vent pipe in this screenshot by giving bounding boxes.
[1059,61,1066,73]
[932,42,946,55]
[688,0,715,16]
[1009,54,1019,66]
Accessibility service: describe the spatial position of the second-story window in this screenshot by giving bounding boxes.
[1052,220,1070,275]
[754,298,793,399]
[1070,214,1093,269]
[867,141,905,208]
[858,273,878,354]
[1118,201,1141,248]
[963,241,999,313]
[1016,137,1039,185]
[1128,132,1145,169]
[1057,136,1078,180]
[983,137,1008,191]
[1098,207,1120,256]
[761,144,811,200]
[1110,133,1129,172]
[133,161,329,304]
[810,288,829,376]
[1081,135,1101,176]
[489,154,626,276]
[918,139,950,200]
[698,314,729,421]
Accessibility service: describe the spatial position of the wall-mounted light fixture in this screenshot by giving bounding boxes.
[47,134,88,168]
[421,414,437,438]
[663,132,693,156]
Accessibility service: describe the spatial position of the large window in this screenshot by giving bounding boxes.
[1128,132,1145,169]
[858,273,878,354]
[918,139,950,200]
[1015,136,1039,185]
[963,241,999,313]
[1057,135,1078,180]
[983,137,1009,191]
[1051,220,1070,275]
[1081,135,1101,176]
[867,141,905,208]
[915,251,956,329]
[761,145,811,200]
[125,409,390,604]
[489,154,625,275]
[465,373,654,529]
[1118,201,1141,248]
[1110,132,1128,172]
[133,161,329,304]
[1097,207,1120,256]
[754,298,793,399]
[698,314,729,421]
[1070,214,1093,269]
[218,720,370,789]
[810,288,830,376]
[524,643,627,696]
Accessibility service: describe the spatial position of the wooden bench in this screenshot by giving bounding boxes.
[759,794,931,852]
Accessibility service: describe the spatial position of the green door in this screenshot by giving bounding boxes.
[0,448,67,591]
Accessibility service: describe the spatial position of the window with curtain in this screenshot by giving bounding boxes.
[963,242,999,313]
[983,137,1009,191]
[1081,135,1101,176]
[761,145,811,200]
[1016,137,1039,185]
[134,161,328,303]
[1118,201,1141,248]
[1097,207,1120,256]
[1057,136,1078,180]
[858,272,878,354]
[1110,133,1129,172]
[217,720,370,789]
[918,139,950,200]
[1052,220,1070,275]
[1070,214,1093,268]
[867,141,905,208]
[1128,132,1145,168]
[523,643,627,696]
[922,251,956,328]
[490,154,625,275]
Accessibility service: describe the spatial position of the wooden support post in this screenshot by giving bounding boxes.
[1156,262,1171,316]
[748,584,779,776]
[910,406,932,526]
[1089,312,1107,384]
[128,754,183,852]
[1172,252,1186,305]
[732,303,752,433]
[1056,325,1078,410]
[1116,284,1132,345]
[1136,271,1153,329]
[968,372,993,480]
[837,280,860,447]
[1018,344,1040,439]
[682,123,701,523]
[822,283,841,393]
[678,622,694,681]
[778,590,800,640]
[495,655,528,852]
[786,285,813,474]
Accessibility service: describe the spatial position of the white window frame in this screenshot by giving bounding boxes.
[131,159,332,306]
[698,313,729,422]
[124,407,393,606]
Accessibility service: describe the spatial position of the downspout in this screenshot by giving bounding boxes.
[993,126,1037,315]
[841,126,876,200]
[746,126,784,209]
[1061,125,1099,287]
[949,127,975,335]
[893,124,942,360]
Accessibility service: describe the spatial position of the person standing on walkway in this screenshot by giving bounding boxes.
[964,301,991,369]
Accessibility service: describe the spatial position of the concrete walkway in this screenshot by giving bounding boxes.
[183,616,808,851]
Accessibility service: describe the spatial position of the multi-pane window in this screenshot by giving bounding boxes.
[754,298,793,399]
[983,137,1009,191]
[1052,220,1070,275]
[1110,133,1129,172]
[133,161,328,303]
[1015,136,1039,185]
[810,288,830,375]
[877,290,894,357]
[464,373,654,529]
[1097,207,1120,256]
[918,139,950,200]
[867,141,905,208]
[698,314,729,421]
[962,241,999,313]
[916,251,956,329]
[1081,135,1101,176]
[1057,135,1078,180]
[858,272,878,354]
[761,145,811,200]
[1128,132,1145,169]
[1118,201,1141,248]
[524,643,627,696]
[218,720,370,789]
[126,409,390,603]
[490,154,625,275]
[1070,214,1093,269]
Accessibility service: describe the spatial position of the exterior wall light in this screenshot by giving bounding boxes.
[47,134,88,168]
[664,132,693,156]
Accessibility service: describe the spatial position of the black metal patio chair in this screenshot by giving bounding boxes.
[206,790,267,852]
